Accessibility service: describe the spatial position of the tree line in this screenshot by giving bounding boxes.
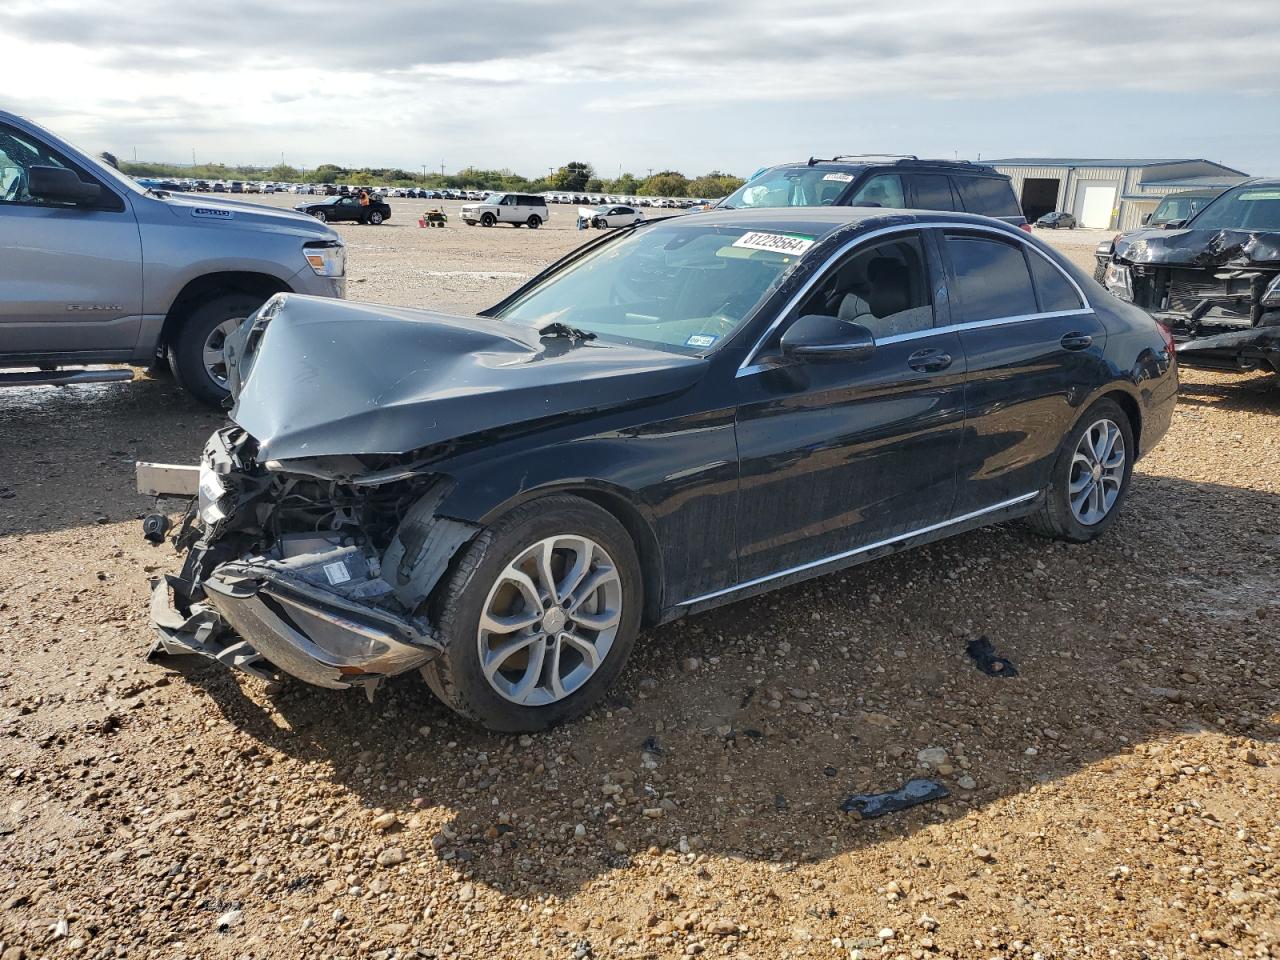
[116,158,745,198]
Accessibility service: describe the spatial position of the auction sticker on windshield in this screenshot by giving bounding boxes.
[822,172,854,182]
[732,231,814,255]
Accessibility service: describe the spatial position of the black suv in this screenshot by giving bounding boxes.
[719,155,1027,229]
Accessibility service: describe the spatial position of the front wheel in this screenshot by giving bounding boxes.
[422,495,643,732]
[1026,398,1134,542]
[168,292,264,407]
[311,209,327,222]
[480,213,496,227]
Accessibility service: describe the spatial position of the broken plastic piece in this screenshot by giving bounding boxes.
[966,636,1018,677]
[141,513,171,544]
[841,778,949,818]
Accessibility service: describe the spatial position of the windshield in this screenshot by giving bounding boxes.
[720,167,861,209]
[494,223,810,352]
[1188,186,1280,232]
[1151,193,1214,225]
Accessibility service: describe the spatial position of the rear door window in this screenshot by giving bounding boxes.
[909,174,958,211]
[944,233,1039,322]
[1027,251,1084,312]
[955,177,1022,218]
[848,174,905,209]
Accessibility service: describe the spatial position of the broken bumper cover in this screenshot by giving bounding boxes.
[148,562,441,690]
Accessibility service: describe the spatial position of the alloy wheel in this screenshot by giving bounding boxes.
[1069,418,1125,525]
[477,535,623,706]
[201,316,246,388]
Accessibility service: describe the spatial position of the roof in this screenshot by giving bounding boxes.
[658,206,1021,240]
[990,158,1229,168]
[766,158,1004,177]
[1140,174,1249,189]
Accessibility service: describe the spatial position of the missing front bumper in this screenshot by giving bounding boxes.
[148,562,442,691]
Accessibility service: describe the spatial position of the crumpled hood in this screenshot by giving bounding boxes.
[1113,227,1280,269]
[227,295,705,461]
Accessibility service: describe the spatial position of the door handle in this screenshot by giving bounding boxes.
[1060,332,1093,351]
[907,348,952,372]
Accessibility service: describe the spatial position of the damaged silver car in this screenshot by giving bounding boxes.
[1094,179,1280,375]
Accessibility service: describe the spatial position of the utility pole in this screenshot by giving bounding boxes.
[440,160,445,177]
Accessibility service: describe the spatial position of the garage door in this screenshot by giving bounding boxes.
[1079,186,1116,229]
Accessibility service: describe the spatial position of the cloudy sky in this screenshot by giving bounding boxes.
[4,0,1278,177]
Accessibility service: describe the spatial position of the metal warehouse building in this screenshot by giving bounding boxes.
[989,158,1248,231]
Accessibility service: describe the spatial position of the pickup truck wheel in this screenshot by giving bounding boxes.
[368,211,384,225]
[167,293,263,407]
[526,215,542,229]
[1026,398,1134,543]
[421,495,643,732]
[311,209,327,222]
[481,213,496,227]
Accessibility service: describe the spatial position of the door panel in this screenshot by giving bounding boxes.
[0,200,143,356]
[735,334,967,581]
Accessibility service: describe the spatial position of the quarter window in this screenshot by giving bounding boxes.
[954,177,1022,218]
[848,174,905,209]
[1027,250,1084,312]
[945,234,1038,322]
[910,174,957,211]
[796,234,934,340]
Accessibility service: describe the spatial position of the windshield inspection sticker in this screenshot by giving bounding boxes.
[822,172,854,182]
[192,207,234,220]
[732,231,814,256]
[686,334,718,348]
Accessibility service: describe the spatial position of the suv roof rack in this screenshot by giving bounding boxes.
[807,154,918,166]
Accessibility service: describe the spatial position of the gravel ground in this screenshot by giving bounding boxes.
[2,201,1278,960]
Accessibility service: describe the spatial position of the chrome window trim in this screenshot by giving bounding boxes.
[677,490,1040,607]
[736,220,1092,377]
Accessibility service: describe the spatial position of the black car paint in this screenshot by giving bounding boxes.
[225,209,1175,628]
[294,195,390,223]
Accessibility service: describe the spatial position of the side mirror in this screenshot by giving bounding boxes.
[28,166,101,205]
[1141,213,1151,225]
[1163,218,1185,230]
[780,314,876,363]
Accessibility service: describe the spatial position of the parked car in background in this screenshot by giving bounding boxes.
[590,204,645,228]
[145,206,1175,732]
[461,193,549,228]
[294,194,392,225]
[0,109,346,406]
[1035,211,1077,229]
[1094,178,1280,375]
[720,156,1028,229]
[1143,189,1222,228]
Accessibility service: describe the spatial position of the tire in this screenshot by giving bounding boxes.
[421,495,643,732]
[1026,398,1134,543]
[167,292,265,407]
[526,215,542,229]
[481,213,496,227]
[311,209,327,222]
[368,211,384,225]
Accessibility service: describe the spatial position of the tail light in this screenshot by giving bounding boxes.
[1018,222,1033,233]
[1155,320,1177,363]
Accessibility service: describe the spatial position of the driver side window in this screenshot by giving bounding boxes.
[0,125,72,206]
[795,233,935,340]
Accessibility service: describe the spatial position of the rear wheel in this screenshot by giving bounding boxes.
[368,210,384,225]
[527,215,542,229]
[422,495,643,732]
[168,292,264,407]
[1026,398,1134,542]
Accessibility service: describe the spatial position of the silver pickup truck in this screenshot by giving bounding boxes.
[0,110,346,405]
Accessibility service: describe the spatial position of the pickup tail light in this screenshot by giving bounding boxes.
[1018,222,1033,233]
[1155,320,1177,364]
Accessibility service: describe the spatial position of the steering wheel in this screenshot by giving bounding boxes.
[3,167,25,203]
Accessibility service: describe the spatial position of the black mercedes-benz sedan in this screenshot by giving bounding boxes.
[143,208,1178,731]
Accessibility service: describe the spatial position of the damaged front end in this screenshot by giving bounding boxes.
[1097,227,1280,374]
[147,426,477,695]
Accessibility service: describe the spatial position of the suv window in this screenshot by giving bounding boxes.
[722,166,857,209]
[1027,250,1084,312]
[848,174,905,209]
[910,174,958,211]
[954,177,1021,218]
[523,195,544,206]
[945,233,1038,321]
[797,233,934,340]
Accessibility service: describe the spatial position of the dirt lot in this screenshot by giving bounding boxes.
[2,202,1278,960]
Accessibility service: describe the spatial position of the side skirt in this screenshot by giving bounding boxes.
[665,491,1043,620]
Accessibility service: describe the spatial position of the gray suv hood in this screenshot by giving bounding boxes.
[160,193,338,239]
[227,295,705,461]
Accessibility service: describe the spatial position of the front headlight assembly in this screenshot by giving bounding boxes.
[1263,273,1280,307]
[303,240,345,277]
[1104,262,1134,302]
[198,461,232,525]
